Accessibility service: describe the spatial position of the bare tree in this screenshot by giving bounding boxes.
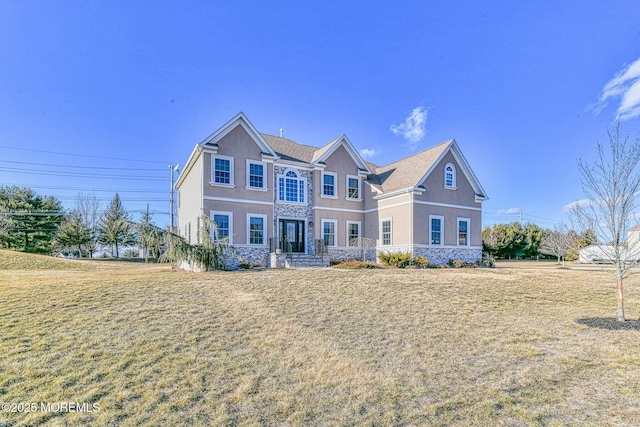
[349,237,376,262]
[75,192,101,257]
[539,223,576,267]
[571,121,640,321]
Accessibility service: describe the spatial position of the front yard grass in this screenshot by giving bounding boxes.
[1,250,640,425]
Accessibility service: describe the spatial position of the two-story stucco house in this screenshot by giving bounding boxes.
[175,112,488,267]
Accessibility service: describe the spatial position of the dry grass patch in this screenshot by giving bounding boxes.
[1,251,640,425]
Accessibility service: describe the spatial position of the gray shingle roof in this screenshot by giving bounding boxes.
[261,133,455,195]
[261,134,318,163]
[368,140,453,193]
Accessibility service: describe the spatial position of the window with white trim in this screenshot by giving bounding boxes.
[246,160,266,189]
[322,219,337,247]
[277,169,306,203]
[346,175,361,200]
[458,218,469,246]
[430,215,444,245]
[322,172,337,197]
[444,163,456,189]
[212,154,234,185]
[347,221,360,246]
[211,211,233,243]
[381,219,392,246]
[247,214,267,245]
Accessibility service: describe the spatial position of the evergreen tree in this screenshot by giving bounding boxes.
[98,194,137,258]
[55,210,91,257]
[0,185,63,253]
[138,206,162,261]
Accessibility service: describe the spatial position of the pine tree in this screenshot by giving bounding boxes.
[98,194,137,258]
[55,210,91,257]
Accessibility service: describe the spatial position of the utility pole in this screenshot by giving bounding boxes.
[169,164,179,234]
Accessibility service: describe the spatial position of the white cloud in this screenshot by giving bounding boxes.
[497,207,521,215]
[596,57,640,120]
[360,147,379,159]
[390,107,427,148]
[562,198,593,212]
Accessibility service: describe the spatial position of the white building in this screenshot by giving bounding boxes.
[578,225,640,263]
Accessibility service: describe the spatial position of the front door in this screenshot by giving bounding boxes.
[279,219,305,253]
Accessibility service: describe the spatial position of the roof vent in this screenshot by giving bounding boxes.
[280,128,283,138]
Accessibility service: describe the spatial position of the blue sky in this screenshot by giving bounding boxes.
[1,1,640,229]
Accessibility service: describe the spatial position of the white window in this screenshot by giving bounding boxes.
[212,154,234,186]
[444,163,456,189]
[247,214,267,245]
[458,218,470,246]
[322,172,337,197]
[277,169,306,203]
[322,219,337,247]
[381,218,392,246]
[246,160,267,190]
[430,215,444,245]
[346,175,361,200]
[211,211,233,244]
[347,221,361,246]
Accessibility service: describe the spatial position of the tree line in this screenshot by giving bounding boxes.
[0,185,162,259]
[481,221,596,262]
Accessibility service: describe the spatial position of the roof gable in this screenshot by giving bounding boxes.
[312,135,371,173]
[415,140,487,200]
[199,112,278,159]
[368,140,487,200]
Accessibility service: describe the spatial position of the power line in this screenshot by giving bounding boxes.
[2,183,166,193]
[0,159,165,172]
[0,144,170,165]
[0,167,165,181]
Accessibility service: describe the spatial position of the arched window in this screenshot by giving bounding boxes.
[444,163,456,189]
[278,169,306,203]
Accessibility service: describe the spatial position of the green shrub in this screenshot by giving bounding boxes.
[448,259,465,268]
[379,251,412,268]
[480,252,495,268]
[412,256,430,268]
[332,260,386,269]
[378,252,429,268]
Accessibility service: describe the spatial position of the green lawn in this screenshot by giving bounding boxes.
[1,250,640,426]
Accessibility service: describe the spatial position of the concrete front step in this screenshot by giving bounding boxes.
[284,254,329,268]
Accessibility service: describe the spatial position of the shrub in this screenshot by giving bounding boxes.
[379,251,412,268]
[448,259,465,268]
[378,252,429,268]
[412,256,430,268]
[480,252,495,268]
[332,260,386,269]
[123,249,138,259]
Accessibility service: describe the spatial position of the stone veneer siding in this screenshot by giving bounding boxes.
[411,247,482,265]
[327,247,378,263]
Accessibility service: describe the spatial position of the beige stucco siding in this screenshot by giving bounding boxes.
[413,204,482,246]
[313,145,366,210]
[417,152,480,206]
[203,125,273,203]
[313,208,365,247]
[413,152,482,246]
[203,199,272,246]
[177,153,204,243]
[365,193,413,246]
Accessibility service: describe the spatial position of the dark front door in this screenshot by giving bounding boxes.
[280,219,305,253]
